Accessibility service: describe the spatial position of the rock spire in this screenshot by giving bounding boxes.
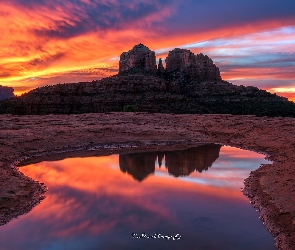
[119,43,157,74]
[119,44,222,81]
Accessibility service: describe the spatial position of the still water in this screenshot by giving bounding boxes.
[0,144,276,250]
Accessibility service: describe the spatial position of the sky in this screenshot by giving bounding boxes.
[0,0,295,101]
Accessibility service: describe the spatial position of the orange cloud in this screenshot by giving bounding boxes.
[0,1,295,95]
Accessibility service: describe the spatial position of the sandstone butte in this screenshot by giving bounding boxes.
[0,45,295,249]
[1,44,295,117]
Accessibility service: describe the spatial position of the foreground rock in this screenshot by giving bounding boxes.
[0,113,294,249]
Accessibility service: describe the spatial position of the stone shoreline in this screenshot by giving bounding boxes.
[0,113,294,249]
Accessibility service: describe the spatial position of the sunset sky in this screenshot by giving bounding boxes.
[1,0,295,101]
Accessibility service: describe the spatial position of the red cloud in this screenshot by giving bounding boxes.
[0,0,295,96]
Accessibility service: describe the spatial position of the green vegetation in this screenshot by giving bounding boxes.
[123,105,138,112]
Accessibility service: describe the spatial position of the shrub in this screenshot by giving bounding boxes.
[123,104,138,112]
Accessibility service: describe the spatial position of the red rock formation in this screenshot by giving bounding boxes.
[157,58,165,74]
[165,48,195,72]
[165,48,222,81]
[194,53,222,81]
[1,44,294,116]
[119,44,157,74]
[119,44,221,81]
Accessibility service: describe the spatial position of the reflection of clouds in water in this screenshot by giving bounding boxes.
[1,163,179,249]
[0,146,275,250]
[219,146,268,158]
[216,156,269,170]
[153,146,271,190]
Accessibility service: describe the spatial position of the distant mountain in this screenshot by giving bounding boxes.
[0,85,14,101]
[0,44,294,117]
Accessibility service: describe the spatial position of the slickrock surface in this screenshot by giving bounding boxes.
[0,113,294,249]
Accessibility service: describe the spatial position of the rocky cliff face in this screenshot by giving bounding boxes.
[119,44,221,82]
[165,49,221,81]
[119,44,157,74]
[0,86,14,101]
[165,48,194,72]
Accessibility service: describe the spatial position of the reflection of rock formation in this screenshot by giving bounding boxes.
[119,144,221,181]
[165,144,221,177]
[157,152,165,168]
[119,152,158,181]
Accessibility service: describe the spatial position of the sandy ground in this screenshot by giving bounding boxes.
[0,113,294,249]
